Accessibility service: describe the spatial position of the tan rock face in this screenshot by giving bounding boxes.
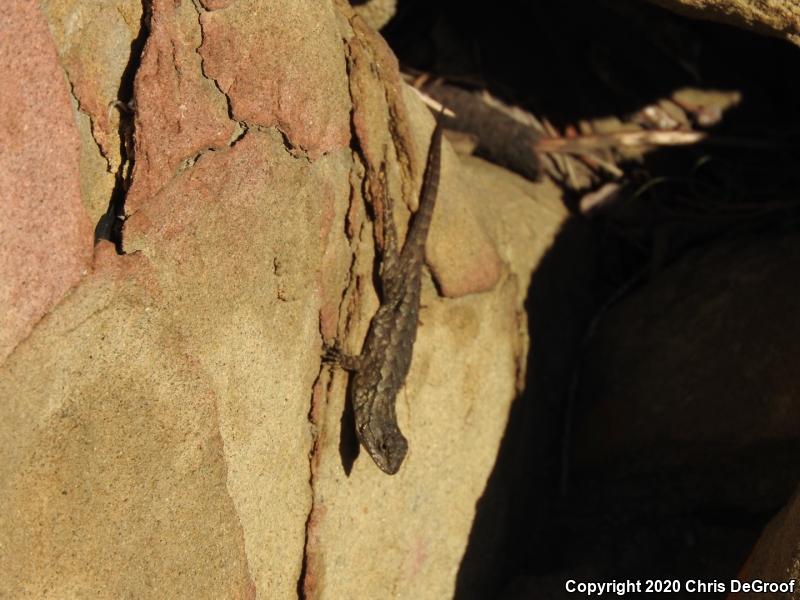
[41,0,142,176]
[352,0,398,31]
[0,1,568,598]
[0,249,258,598]
[649,0,800,47]
[304,155,564,599]
[41,0,143,221]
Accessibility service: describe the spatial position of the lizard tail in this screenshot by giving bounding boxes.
[401,114,444,260]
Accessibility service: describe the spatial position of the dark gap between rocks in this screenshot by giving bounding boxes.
[378,1,800,597]
[94,0,151,253]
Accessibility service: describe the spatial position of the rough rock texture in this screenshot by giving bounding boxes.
[304,151,563,599]
[649,0,800,47]
[41,0,143,222]
[0,244,261,598]
[0,0,93,362]
[0,1,568,598]
[124,0,240,211]
[351,0,398,31]
[196,0,351,160]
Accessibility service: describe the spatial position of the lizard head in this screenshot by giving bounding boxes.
[359,423,408,475]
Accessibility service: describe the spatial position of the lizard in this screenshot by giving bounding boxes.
[327,115,444,475]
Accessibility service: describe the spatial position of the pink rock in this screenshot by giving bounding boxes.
[197,0,351,159]
[0,0,93,362]
[125,0,239,215]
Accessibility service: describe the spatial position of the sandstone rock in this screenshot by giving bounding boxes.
[0,0,93,362]
[0,1,568,598]
[649,0,800,47]
[41,0,143,221]
[352,0,398,31]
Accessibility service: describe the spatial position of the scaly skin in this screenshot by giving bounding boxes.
[335,118,443,474]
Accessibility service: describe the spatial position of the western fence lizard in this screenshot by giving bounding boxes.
[329,116,444,474]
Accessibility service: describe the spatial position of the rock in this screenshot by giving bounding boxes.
[0,0,93,362]
[352,0,398,31]
[648,0,800,47]
[41,0,143,222]
[0,1,569,597]
[303,152,566,598]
